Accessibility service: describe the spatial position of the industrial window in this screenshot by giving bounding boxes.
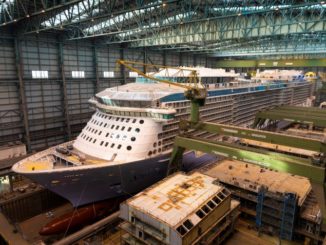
[202,205,210,214]
[89,137,92,142]
[196,209,205,218]
[212,196,221,205]
[148,151,152,156]
[121,126,125,131]
[126,119,130,123]
[116,126,120,130]
[72,71,85,78]
[128,127,132,132]
[100,141,104,146]
[106,133,110,137]
[129,72,138,77]
[183,220,194,230]
[121,118,125,122]
[118,144,122,149]
[99,131,102,135]
[103,71,114,78]
[32,70,48,79]
[105,142,109,147]
[95,130,98,134]
[104,123,107,127]
[111,125,115,129]
[132,119,137,123]
[111,143,115,148]
[153,150,157,154]
[93,139,97,143]
[207,200,216,209]
[176,225,187,236]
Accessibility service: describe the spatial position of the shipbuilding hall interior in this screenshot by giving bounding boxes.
[0,1,326,244]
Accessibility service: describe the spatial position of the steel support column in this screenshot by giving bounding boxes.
[120,45,126,84]
[58,42,71,140]
[143,47,147,74]
[93,44,100,93]
[162,51,167,66]
[14,38,31,152]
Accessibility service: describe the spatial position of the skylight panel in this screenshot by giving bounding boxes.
[42,0,103,27]
[84,0,162,34]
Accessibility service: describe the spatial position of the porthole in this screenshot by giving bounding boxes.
[139,120,144,124]
[135,128,140,133]
[106,133,109,137]
[131,137,136,142]
[105,142,109,147]
[116,134,120,139]
[116,117,119,121]
[116,126,120,130]
[111,125,114,129]
[127,146,132,151]
[100,141,104,146]
[92,129,95,133]
[128,127,132,132]
[111,143,115,148]
[132,119,137,123]
[126,119,130,123]
[95,130,98,134]
[121,126,125,131]
[93,139,97,143]
[153,142,157,147]
[158,148,161,153]
[158,141,161,146]
[100,122,103,126]
[153,150,157,154]
[104,123,107,127]
[121,118,125,122]
[118,144,122,149]
[148,151,152,156]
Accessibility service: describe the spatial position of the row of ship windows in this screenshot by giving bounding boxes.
[85,125,140,135]
[81,132,137,142]
[80,133,133,150]
[91,116,144,125]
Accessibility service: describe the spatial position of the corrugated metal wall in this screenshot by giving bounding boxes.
[0,34,215,152]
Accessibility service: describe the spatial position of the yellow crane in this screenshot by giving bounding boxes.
[116,59,207,123]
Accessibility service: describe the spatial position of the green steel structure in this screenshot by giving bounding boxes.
[181,120,326,153]
[253,105,326,128]
[0,0,326,58]
[216,58,326,68]
[168,104,326,229]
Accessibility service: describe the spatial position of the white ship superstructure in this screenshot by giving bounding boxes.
[12,67,312,207]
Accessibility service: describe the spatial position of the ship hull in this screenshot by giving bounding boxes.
[21,152,217,207]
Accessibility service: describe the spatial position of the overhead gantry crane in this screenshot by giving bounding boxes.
[116,60,326,230]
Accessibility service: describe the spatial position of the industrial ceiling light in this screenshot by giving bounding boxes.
[26,14,30,18]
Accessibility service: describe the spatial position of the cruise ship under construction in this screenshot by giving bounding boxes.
[12,65,313,207]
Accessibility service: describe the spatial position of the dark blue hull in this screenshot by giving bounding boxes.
[24,152,217,207]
